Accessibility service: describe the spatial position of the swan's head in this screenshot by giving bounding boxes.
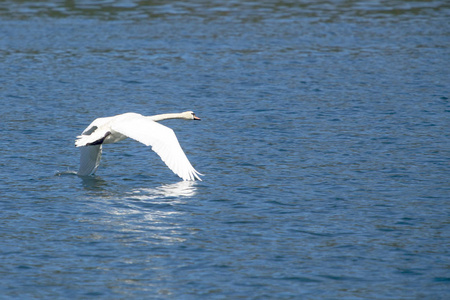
[181,111,201,120]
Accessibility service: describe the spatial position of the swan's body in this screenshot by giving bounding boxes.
[75,111,202,181]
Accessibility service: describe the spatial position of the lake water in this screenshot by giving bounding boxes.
[0,0,449,299]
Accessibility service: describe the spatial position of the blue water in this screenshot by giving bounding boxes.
[1,1,449,299]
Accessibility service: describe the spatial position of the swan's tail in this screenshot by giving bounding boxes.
[75,135,87,147]
[75,131,111,147]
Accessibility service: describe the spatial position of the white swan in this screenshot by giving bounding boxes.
[75,111,203,181]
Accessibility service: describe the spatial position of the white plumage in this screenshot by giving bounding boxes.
[75,111,202,181]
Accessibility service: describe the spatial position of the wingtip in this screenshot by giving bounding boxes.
[180,170,203,181]
[192,170,203,181]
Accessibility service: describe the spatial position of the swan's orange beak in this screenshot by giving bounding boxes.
[193,115,201,120]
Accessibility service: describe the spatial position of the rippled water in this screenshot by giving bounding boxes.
[1,1,449,299]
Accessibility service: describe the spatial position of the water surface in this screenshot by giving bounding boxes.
[0,1,449,299]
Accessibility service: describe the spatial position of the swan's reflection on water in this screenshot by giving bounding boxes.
[130,180,198,200]
[88,180,199,246]
[80,175,109,192]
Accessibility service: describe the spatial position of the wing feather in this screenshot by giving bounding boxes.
[111,116,202,181]
[78,145,102,176]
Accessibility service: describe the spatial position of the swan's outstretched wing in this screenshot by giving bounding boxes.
[78,145,102,176]
[112,116,202,181]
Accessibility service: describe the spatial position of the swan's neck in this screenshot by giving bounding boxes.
[149,113,184,122]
